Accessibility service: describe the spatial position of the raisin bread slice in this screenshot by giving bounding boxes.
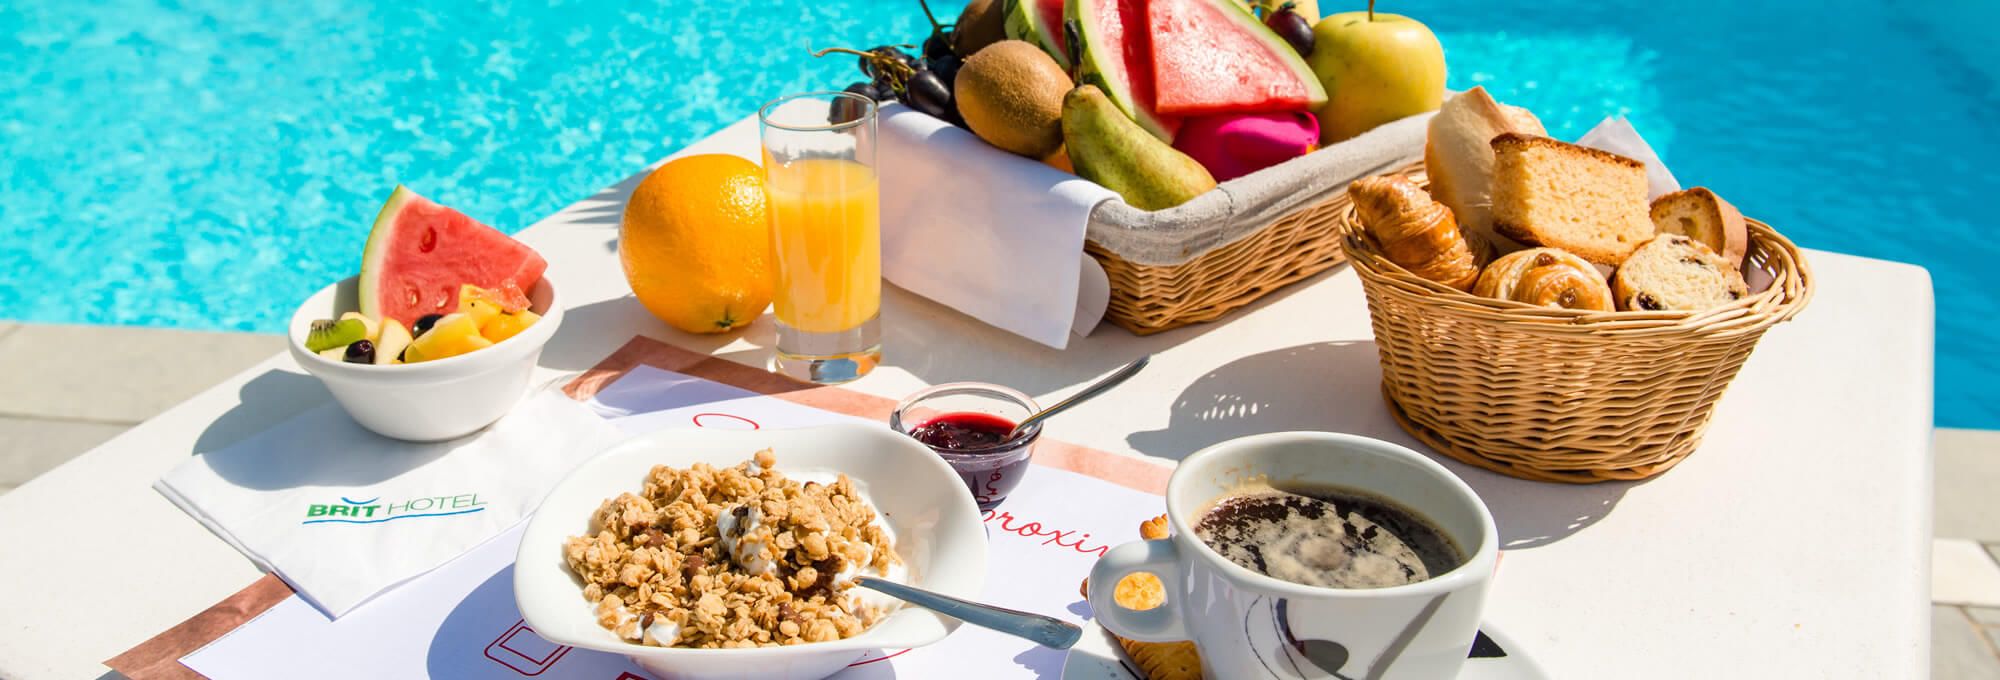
[1611,234,1750,311]
[1649,187,1749,268]
[1489,133,1655,265]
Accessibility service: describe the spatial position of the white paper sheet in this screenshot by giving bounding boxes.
[183,366,1165,679]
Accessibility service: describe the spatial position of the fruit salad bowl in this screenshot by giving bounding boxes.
[287,275,563,441]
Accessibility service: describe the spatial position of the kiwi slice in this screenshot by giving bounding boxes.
[305,318,368,353]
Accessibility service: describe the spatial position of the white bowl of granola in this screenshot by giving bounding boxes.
[515,422,988,680]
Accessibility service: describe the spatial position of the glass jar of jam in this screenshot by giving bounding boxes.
[889,382,1041,511]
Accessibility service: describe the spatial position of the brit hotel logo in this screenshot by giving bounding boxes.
[302,492,487,525]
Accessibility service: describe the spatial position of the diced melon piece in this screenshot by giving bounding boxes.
[458,283,531,329]
[403,313,493,363]
[480,309,541,344]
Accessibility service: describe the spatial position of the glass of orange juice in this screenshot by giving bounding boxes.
[757,91,882,383]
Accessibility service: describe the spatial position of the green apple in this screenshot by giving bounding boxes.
[1308,0,1445,144]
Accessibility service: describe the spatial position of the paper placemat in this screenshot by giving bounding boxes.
[109,336,1170,679]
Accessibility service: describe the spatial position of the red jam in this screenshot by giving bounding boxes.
[908,412,1017,450]
[908,412,1033,510]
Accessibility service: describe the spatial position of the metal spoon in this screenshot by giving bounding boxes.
[1008,355,1151,439]
[855,576,1082,649]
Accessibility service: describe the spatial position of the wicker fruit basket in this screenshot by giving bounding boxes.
[1336,166,1815,483]
[1080,114,1432,335]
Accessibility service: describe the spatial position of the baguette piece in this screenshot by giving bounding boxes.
[1611,234,1749,311]
[1473,247,1615,311]
[1424,87,1547,251]
[1489,133,1655,265]
[1349,175,1483,291]
[1650,187,1748,268]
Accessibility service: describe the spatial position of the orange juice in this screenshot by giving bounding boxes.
[764,157,881,333]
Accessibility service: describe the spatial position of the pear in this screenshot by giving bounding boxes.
[1062,85,1218,211]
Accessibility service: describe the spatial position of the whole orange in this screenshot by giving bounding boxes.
[620,154,774,334]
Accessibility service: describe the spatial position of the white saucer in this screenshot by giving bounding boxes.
[1060,620,1549,679]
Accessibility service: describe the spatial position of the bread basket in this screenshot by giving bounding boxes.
[1337,164,1815,483]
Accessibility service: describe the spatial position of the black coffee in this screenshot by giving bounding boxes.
[1194,483,1463,589]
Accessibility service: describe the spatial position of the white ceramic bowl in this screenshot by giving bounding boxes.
[516,423,988,680]
[286,275,563,442]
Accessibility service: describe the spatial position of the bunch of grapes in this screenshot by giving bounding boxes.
[816,0,966,127]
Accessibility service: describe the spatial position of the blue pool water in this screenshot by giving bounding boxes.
[2,1,1994,426]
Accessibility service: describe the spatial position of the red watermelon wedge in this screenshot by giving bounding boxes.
[1147,0,1328,116]
[1004,0,1071,69]
[1070,0,1181,141]
[357,186,547,328]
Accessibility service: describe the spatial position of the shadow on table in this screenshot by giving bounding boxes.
[1127,341,1634,550]
[189,369,331,457]
[538,297,775,374]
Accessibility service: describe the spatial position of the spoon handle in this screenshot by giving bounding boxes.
[855,576,1082,649]
[1010,355,1151,438]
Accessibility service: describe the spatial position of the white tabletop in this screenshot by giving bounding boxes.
[0,117,1934,679]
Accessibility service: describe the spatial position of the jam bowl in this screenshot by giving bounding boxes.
[890,382,1042,511]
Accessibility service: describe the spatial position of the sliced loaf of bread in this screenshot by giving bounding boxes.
[1650,187,1748,268]
[1489,133,1654,265]
[1611,234,1750,311]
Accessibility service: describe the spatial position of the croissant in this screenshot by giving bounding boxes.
[1473,247,1615,311]
[1348,175,1482,291]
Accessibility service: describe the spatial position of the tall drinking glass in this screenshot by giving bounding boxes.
[758,91,882,383]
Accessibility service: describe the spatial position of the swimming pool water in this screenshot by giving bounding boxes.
[2,0,1993,427]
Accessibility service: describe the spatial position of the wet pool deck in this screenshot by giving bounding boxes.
[0,321,1993,675]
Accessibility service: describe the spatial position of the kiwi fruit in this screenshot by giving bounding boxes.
[305,317,368,353]
[954,0,1007,57]
[955,40,1072,159]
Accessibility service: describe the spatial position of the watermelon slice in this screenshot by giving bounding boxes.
[1003,0,1071,69]
[1147,0,1328,116]
[357,186,547,328]
[1070,0,1180,142]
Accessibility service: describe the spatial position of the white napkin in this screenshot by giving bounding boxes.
[1576,116,1681,200]
[155,390,626,617]
[878,104,1116,349]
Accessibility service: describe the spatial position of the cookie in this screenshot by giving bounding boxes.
[1118,638,1204,680]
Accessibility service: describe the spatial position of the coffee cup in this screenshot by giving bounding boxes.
[1088,432,1498,679]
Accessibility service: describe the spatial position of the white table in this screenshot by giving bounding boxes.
[0,117,1934,679]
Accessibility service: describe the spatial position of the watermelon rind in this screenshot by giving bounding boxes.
[357,185,419,322]
[1069,0,1179,142]
[1003,0,1070,70]
[1156,0,1327,112]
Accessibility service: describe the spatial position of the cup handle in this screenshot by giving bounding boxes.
[1087,539,1188,642]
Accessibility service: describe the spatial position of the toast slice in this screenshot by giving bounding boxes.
[1424,87,1547,251]
[1650,187,1748,268]
[1489,133,1654,265]
[1611,234,1750,311]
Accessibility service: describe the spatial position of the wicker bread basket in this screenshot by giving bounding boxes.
[1337,166,1815,483]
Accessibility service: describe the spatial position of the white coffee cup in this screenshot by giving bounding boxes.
[1088,432,1498,679]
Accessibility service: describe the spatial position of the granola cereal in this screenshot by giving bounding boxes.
[561,449,902,648]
